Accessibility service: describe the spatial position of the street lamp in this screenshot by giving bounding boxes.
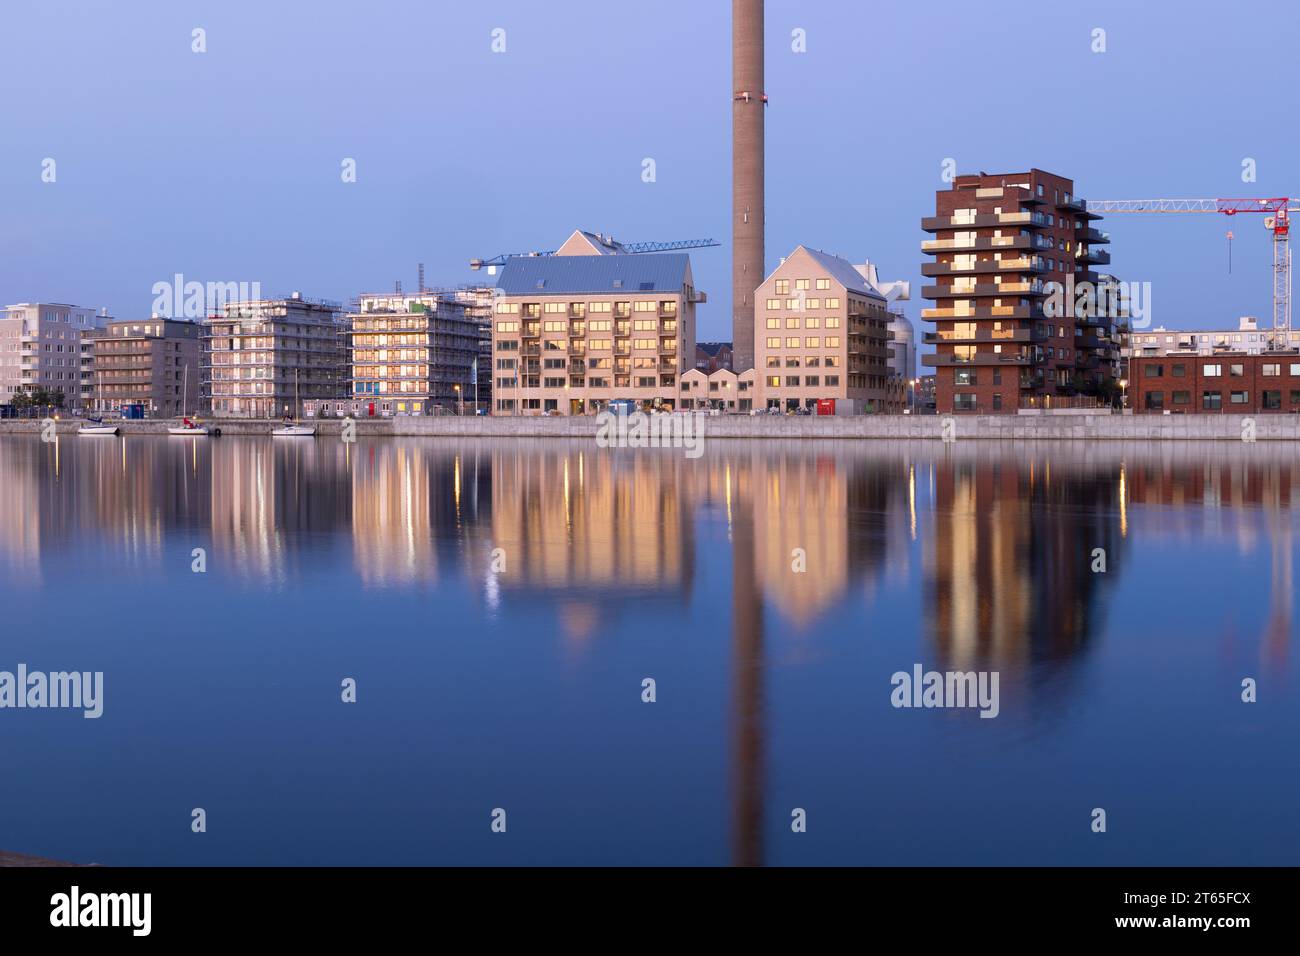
[454,383,462,417]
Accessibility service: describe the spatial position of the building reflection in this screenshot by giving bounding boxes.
[0,435,1295,864]
[924,448,1123,671]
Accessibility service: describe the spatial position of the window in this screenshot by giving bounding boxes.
[1147,364,1164,378]
[1172,391,1190,405]
[785,317,800,329]
[1230,390,1249,405]
[786,376,800,387]
[766,337,780,348]
[804,317,820,329]
[824,297,840,309]
[953,394,977,411]
[766,299,781,310]
[1203,364,1221,377]
[766,376,780,387]
[786,337,800,348]
[775,280,789,294]
[825,375,839,386]
[795,279,809,290]
[805,376,819,386]
[825,317,840,328]
[991,394,1002,411]
[1145,391,1164,410]
[804,337,820,348]
[815,278,830,290]
[1230,364,1244,377]
[1263,364,1280,376]
[955,370,976,386]
[805,298,820,309]
[825,336,840,348]
[766,318,780,328]
[1263,390,1281,409]
[1202,391,1222,410]
[1171,364,1186,377]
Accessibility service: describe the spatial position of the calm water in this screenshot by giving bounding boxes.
[0,434,1296,866]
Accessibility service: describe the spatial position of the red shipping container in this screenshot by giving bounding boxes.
[816,399,836,416]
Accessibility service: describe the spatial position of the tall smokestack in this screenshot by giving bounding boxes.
[731,0,764,374]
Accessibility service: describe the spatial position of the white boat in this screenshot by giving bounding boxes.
[272,369,316,437]
[168,367,211,436]
[78,421,119,436]
[271,422,316,437]
[80,374,120,434]
[167,418,209,436]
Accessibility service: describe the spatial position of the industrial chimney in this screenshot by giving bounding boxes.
[731,0,764,373]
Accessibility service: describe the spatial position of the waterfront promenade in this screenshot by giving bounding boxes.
[4,413,1300,440]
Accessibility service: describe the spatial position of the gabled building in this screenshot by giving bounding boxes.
[490,229,703,415]
[753,246,899,414]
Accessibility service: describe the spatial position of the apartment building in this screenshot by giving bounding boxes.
[695,342,734,374]
[921,169,1115,413]
[754,246,899,414]
[1131,352,1300,413]
[202,293,345,418]
[0,303,109,409]
[343,291,485,415]
[1130,317,1300,357]
[84,318,201,417]
[490,230,701,415]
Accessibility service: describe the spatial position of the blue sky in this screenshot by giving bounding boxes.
[1,0,1295,342]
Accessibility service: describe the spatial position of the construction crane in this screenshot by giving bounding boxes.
[1089,198,1298,341]
[469,237,720,274]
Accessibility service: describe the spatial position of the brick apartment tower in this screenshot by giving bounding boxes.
[921,170,1113,413]
[731,0,764,373]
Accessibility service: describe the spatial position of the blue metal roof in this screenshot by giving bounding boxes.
[495,253,690,295]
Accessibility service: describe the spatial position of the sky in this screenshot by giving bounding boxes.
[2,0,1296,344]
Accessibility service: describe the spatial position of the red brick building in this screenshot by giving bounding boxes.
[1130,352,1300,413]
[921,169,1116,413]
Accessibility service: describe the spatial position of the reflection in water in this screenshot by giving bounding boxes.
[0,435,1295,864]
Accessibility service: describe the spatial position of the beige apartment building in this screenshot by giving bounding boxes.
[341,292,486,416]
[0,302,109,410]
[202,293,345,418]
[754,246,899,414]
[85,318,201,417]
[490,230,702,415]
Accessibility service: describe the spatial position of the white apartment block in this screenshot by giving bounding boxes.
[0,303,109,409]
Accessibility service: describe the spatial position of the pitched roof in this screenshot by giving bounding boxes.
[496,253,690,295]
[774,246,887,300]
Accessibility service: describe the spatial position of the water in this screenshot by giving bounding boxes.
[0,434,1295,866]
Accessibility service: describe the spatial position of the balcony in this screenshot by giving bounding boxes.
[921,305,1046,321]
[921,257,1046,277]
[922,280,1047,298]
[922,235,1035,254]
[1019,370,1046,389]
[921,211,1048,232]
[1076,226,1110,244]
[1058,195,1085,213]
[923,351,1035,367]
[924,327,1047,345]
[1076,246,1111,265]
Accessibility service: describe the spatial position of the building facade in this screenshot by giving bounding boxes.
[490,230,701,415]
[0,303,109,409]
[921,169,1115,413]
[344,291,486,416]
[202,294,345,418]
[1131,352,1300,413]
[85,318,201,417]
[1130,317,1300,357]
[753,246,899,414]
